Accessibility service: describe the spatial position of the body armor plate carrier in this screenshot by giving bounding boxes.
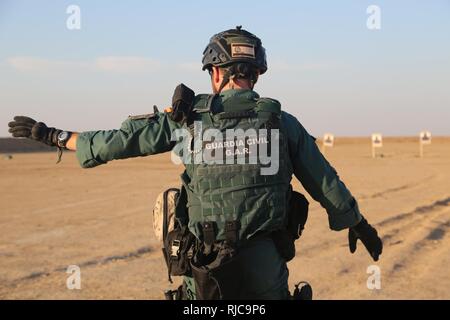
[181,93,294,245]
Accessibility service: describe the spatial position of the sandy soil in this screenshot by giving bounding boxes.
[0,137,449,299]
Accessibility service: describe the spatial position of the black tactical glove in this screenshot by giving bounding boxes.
[8,116,61,147]
[170,83,195,123]
[348,217,383,261]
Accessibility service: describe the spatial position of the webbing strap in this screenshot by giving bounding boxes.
[202,221,215,255]
[224,220,240,245]
[222,99,256,113]
[217,110,256,120]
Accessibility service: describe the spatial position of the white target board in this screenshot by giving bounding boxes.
[372,133,383,148]
[420,131,431,144]
[323,133,334,147]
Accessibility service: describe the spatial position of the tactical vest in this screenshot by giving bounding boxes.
[180,93,293,245]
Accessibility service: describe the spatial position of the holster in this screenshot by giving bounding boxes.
[271,230,296,261]
[287,191,309,240]
[190,241,242,300]
[271,190,309,261]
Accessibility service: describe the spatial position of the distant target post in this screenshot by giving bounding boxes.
[419,131,431,158]
[322,133,334,155]
[371,133,383,158]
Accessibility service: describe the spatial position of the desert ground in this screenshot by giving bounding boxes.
[0,137,449,299]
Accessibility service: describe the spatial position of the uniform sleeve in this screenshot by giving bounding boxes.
[282,112,362,231]
[76,112,181,168]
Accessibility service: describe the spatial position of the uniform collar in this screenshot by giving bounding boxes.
[218,89,260,102]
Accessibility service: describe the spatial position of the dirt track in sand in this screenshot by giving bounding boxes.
[0,137,449,299]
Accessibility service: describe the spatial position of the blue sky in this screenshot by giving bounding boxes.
[0,0,449,136]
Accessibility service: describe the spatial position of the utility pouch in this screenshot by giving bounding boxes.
[153,187,196,283]
[271,190,309,262]
[163,225,196,282]
[164,285,184,300]
[287,191,309,240]
[190,263,221,300]
[190,242,242,300]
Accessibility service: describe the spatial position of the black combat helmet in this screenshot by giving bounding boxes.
[202,26,267,74]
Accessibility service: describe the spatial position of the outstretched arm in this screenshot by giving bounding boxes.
[282,111,382,261]
[283,111,362,231]
[8,112,181,168]
[66,132,79,151]
[74,112,182,168]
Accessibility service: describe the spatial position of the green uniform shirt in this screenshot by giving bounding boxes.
[76,89,362,231]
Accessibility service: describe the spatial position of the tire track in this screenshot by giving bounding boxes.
[299,195,450,256]
[376,196,450,249]
[3,245,155,289]
[384,223,450,300]
[376,196,450,228]
[380,206,450,278]
[358,175,436,201]
[315,208,450,299]
[359,184,412,200]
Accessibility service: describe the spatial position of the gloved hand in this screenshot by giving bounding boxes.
[170,83,195,123]
[348,217,383,261]
[8,116,61,147]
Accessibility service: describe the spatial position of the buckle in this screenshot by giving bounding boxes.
[171,240,181,257]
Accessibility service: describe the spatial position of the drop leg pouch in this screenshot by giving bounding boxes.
[190,244,243,300]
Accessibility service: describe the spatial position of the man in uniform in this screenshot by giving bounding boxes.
[8,26,382,300]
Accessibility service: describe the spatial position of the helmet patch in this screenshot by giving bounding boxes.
[231,43,255,58]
